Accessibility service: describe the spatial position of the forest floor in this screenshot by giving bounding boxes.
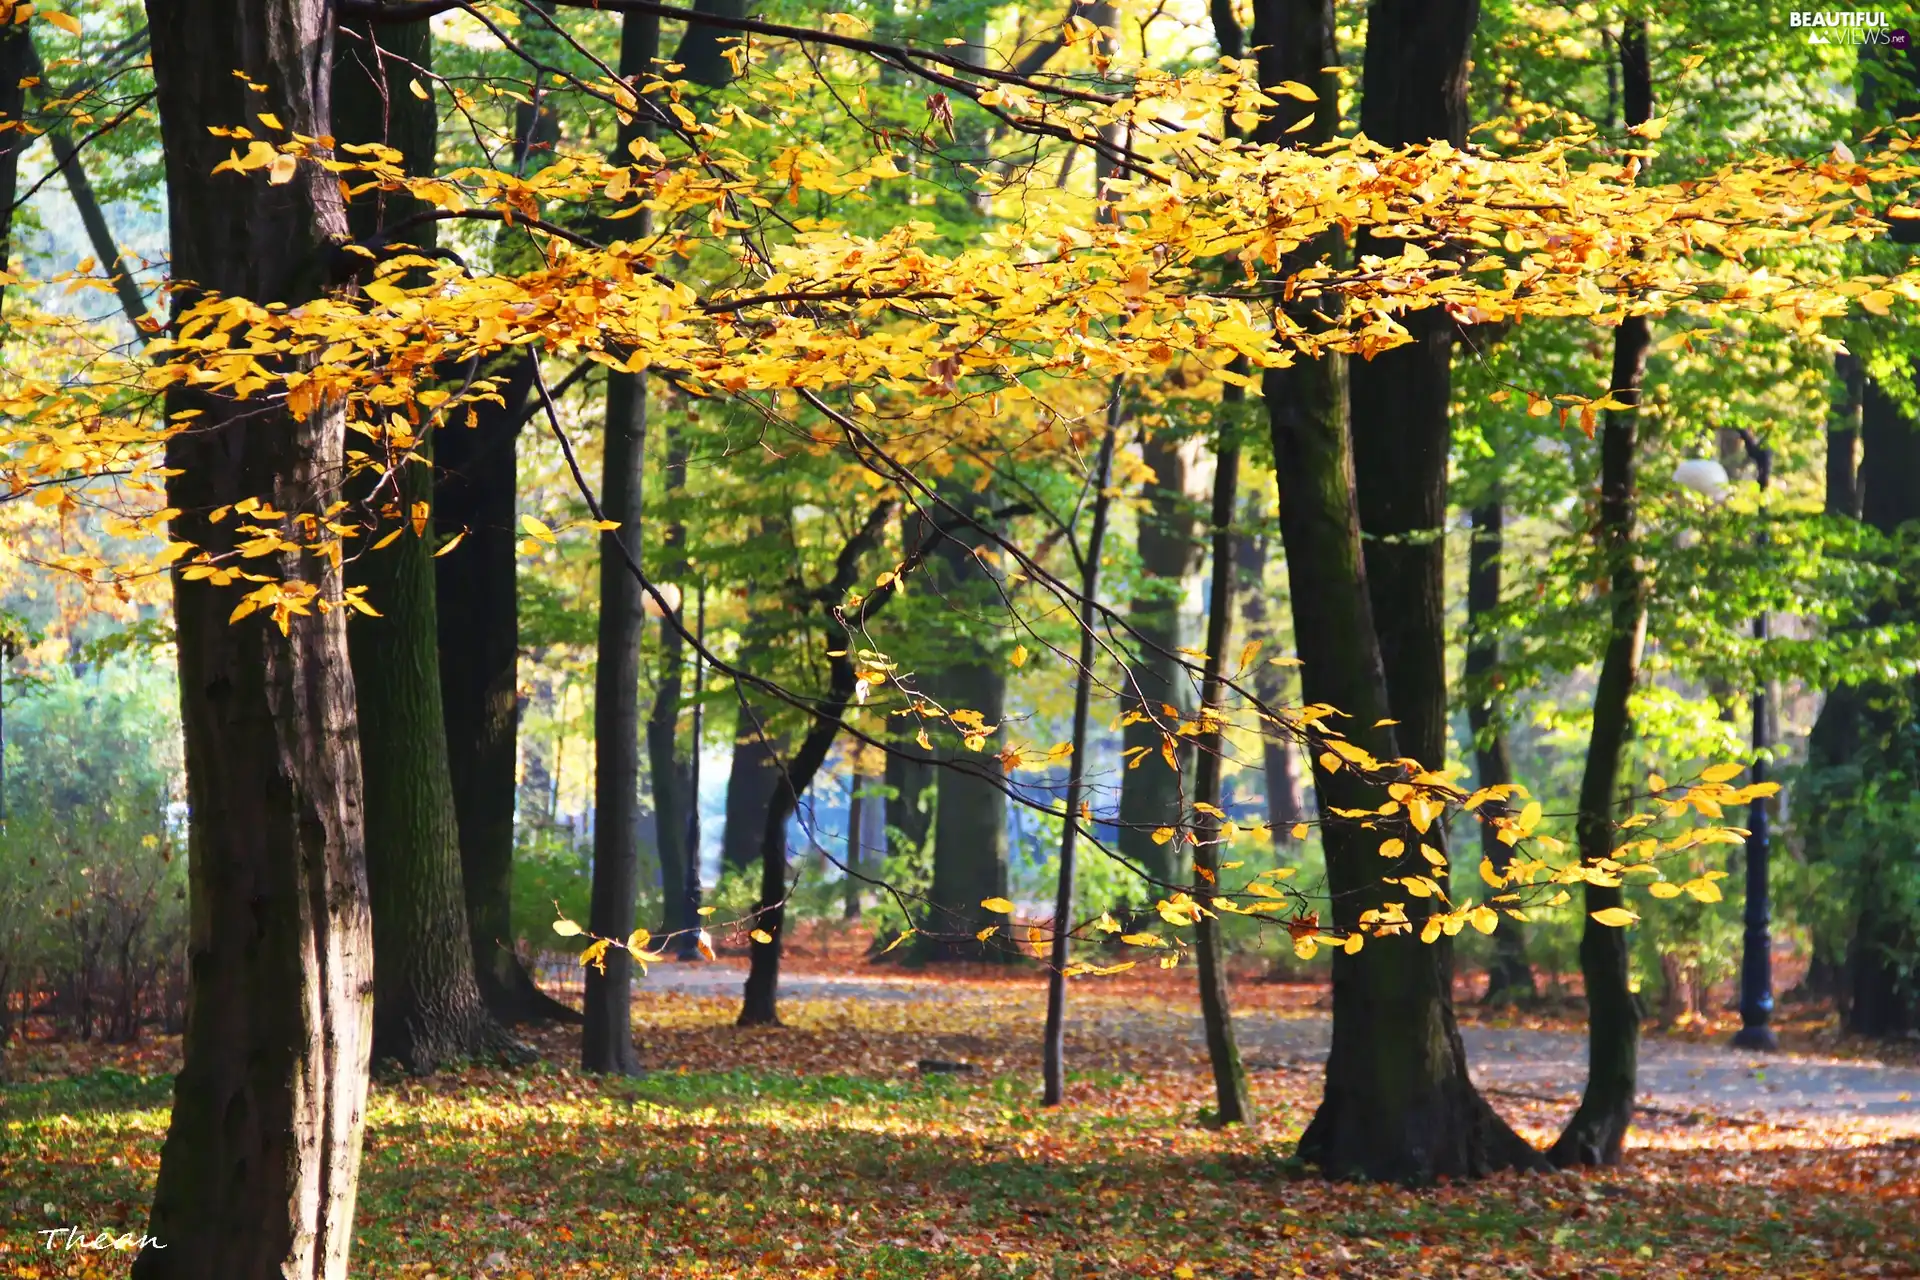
[4,951,1919,1278]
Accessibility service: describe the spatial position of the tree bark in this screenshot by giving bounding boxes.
[673,0,748,89]
[334,9,519,1076]
[645,434,696,953]
[1245,0,1539,1183]
[1828,352,1863,521]
[1467,500,1535,1003]
[720,676,786,876]
[1043,412,1117,1106]
[1193,442,1251,1124]
[1549,16,1653,1168]
[135,1,373,1274]
[1117,434,1200,888]
[0,21,28,322]
[924,498,1011,960]
[580,9,660,1077]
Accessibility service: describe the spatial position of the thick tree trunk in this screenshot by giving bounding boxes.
[923,500,1011,959]
[1549,318,1653,1167]
[1118,434,1200,888]
[135,2,373,1275]
[1193,443,1251,1124]
[1550,17,1654,1168]
[1249,0,1536,1183]
[1467,500,1535,1003]
[335,11,519,1076]
[435,354,576,1024]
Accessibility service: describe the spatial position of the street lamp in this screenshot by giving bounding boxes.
[1730,431,1779,1051]
[1672,446,1777,1050]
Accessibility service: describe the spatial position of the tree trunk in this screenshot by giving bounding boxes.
[0,24,28,319]
[1193,442,1252,1124]
[1828,352,1863,521]
[1467,500,1535,1003]
[924,500,1011,959]
[673,0,749,90]
[1237,524,1306,832]
[720,680,786,876]
[135,2,373,1275]
[1043,413,1117,1106]
[1547,317,1651,1167]
[1117,434,1200,889]
[334,10,518,1076]
[739,502,897,1024]
[1249,0,1538,1183]
[1549,16,1653,1168]
[844,784,865,920]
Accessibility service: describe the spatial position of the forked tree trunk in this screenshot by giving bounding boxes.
[1550,16,1654,1168]
[1248,0,1540,1183]
[1192,441,1251,1125]
[136,1,373,1274]
[580,9,661,1077]
[335,11,520,1076]
[1467,500,1535,1003]
[1117,434,1201,889]
[739,501,897,1025]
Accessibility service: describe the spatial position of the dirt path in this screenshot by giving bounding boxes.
[633,965,1920,1134]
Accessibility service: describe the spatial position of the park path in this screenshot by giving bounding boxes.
[632,965,1920,1134]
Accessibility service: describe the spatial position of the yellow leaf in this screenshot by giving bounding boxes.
[976,925,999,941]
[1293,933,1319,959]
[1151,826,1176,845]
[853,390,877,413]
[1120,932,1167,948]
[1284,112,1316,134]
[751,928,774,944]
[1009,644,1028,668]
[552,918,583,937]
[371,528,402,551]
[1268,655,1303,667]
[409,78,430,100]
[1590,907,1639,928]
[1647,881,1682,898]
[1479,858,1506,889]
[1700,762,1745,784]
[1342,932,1364,954]
[695,929,716,961]
[579,938,611,972]
[1647,773,1668,793]
[1682,877,1723,903]
[1290,823,1309,839]
[1273,79,1318,102]
[257,112,283,131]
[1378,837,1405,858]
[980,897,1015,913]
[267,153,297,185]
[627,929,650,952]
[43,10,80,34]
[1420,917,1444,944]
[697,906,717,917]
[1094,912,1121,933]
[520,514,556,543]
[1237,640,1262,669]
[1469,905,1499,935]
[433,530,465,557]
[880,929,914,954]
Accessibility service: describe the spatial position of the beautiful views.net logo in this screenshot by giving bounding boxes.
[1789,11,1911,44]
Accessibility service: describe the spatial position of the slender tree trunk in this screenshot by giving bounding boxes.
[0,25,27,319]
[1042,412,1117,1106]
[1549,16,1653,1168]
[334,10,518,1075]
[1243,0,1539,1183]
[1118,435,1201,889]
[135,2,373,1275]
[1827,353,1863,520]
[1237,524,1306,832]
[844,782,866,920]
[1193,441,1251,1124]
[1468,499,1535,1003]
[579,9,660,1081]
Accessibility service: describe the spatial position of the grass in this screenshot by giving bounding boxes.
[3,982,1917,1278]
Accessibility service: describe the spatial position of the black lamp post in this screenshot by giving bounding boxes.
[1732,428,1779,1051]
